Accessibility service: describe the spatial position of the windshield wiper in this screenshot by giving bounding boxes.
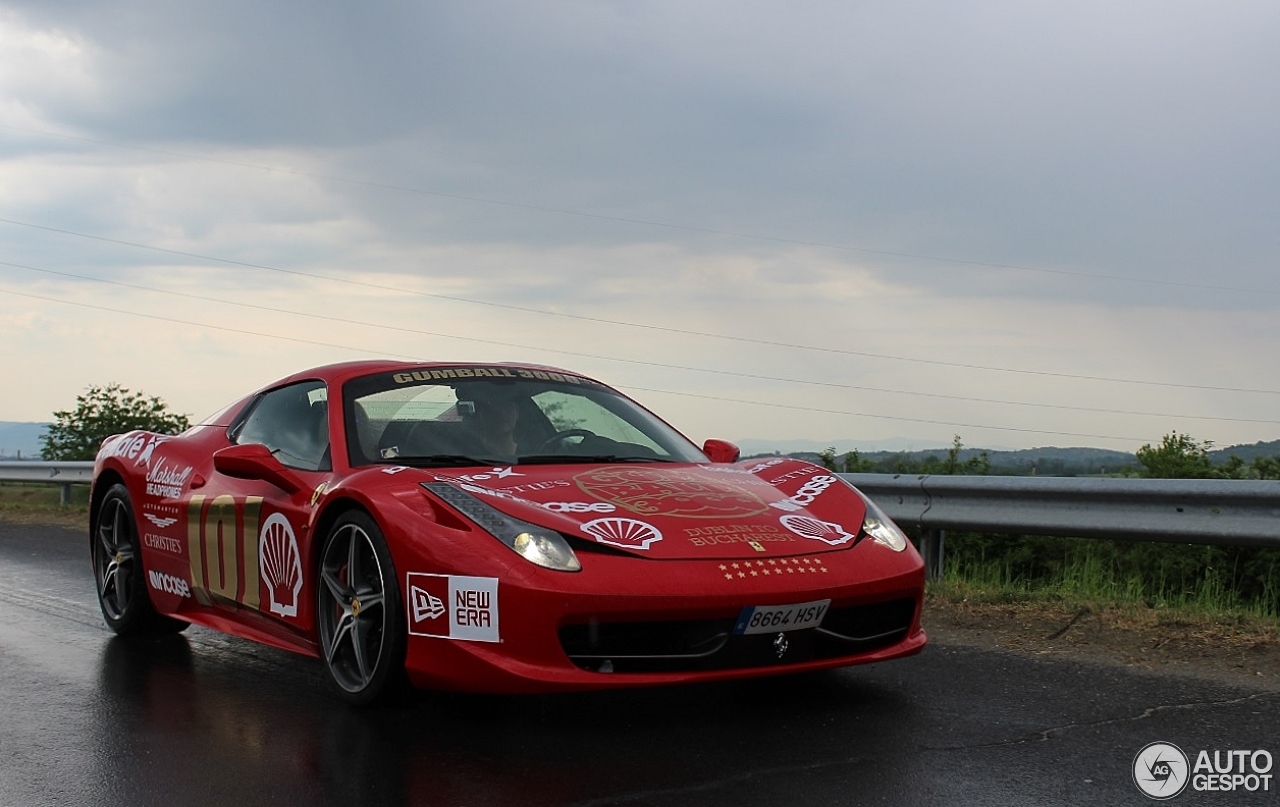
[378,454,505,468]
[515,454,678,465]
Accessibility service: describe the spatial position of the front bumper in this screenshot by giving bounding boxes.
[397,540,927,694]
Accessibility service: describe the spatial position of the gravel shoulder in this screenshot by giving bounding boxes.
[924,594,1280,691]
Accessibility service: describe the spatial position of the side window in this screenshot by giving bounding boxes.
[234,381,330,471]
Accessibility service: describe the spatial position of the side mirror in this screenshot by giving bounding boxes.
[701,438,741,464]
[213,443,307,495]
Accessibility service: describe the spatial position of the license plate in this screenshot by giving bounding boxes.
[732,599,831,635]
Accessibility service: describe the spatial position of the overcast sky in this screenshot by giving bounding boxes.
[2,1,1278,452]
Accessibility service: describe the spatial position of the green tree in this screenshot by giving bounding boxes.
[1135,432,1217,479]
[817,447,876,473]
[1252,456,1280,480]
[41,384,191,460]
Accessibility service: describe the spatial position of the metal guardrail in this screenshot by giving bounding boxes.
[841,472,1280,578]
[0,460,94,505]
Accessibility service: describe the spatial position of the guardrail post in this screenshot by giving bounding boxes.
[917,529,945,582]
[60,483,72,507]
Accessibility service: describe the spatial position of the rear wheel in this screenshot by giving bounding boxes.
[316,511,406,705]
[92,483,186,636]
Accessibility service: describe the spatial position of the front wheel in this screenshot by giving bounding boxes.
[92,483,186,636]
[316,511,406,705]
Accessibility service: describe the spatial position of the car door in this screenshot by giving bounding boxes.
[182,380,332,645]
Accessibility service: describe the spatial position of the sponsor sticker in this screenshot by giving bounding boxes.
[684,523,796,547]
[143,532,184,555]
[391,367,586,385]
[259,513,303,618]
[778,514,856,545]
[143,512,178,529]
[769,474,843,512]
[581,517,663,550]
[145,459,194,499]
[540,501,616,514]
[575,467,768,518]
[406,573,500,643]
[457,467,521,482]
[148,569,191,598]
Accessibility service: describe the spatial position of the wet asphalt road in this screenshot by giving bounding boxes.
[1,521,1277,807]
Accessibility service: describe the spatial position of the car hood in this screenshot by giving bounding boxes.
[420,457,870,560]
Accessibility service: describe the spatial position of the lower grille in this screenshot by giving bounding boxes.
[559,598,917,674]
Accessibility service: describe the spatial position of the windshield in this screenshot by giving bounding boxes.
[343,367,707,467]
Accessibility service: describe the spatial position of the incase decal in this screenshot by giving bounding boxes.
[148,569,191,598]
[406,573,500,643]
[769,474,842,512]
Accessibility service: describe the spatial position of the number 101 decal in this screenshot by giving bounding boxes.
[187,494,264,610]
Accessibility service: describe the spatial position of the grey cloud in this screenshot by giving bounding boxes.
[5,0,1280,310]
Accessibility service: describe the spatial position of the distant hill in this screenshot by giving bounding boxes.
[744,439,1280,477]
[0,422,48,459]
[1208,439,1280,463]
[755,446,1139,476]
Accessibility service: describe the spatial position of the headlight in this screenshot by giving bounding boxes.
[422,482,582,572]
[857,492,909,552]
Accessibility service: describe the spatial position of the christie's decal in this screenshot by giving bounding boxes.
[575,467,768,518]
[259,513,303,617]
[143,532,184,556]
[768,464,824,485]
[406,573,500,643]
[581,517,663,550]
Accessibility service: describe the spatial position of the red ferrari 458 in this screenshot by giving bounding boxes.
[91,361,926,702]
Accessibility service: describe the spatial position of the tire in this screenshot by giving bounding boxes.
[92,483,187,636]
[316,511,406,705]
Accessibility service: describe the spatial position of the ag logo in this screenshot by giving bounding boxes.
[1133,742,1189,799]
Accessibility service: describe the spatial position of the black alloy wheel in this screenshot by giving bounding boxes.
[92,483,186,636]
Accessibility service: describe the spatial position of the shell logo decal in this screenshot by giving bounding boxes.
[260,512,304,617]
[581,517,664,550]
[778,514,856,546]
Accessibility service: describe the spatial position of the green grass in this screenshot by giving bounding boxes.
[0,482,91,519]
[934,536,1280,620]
